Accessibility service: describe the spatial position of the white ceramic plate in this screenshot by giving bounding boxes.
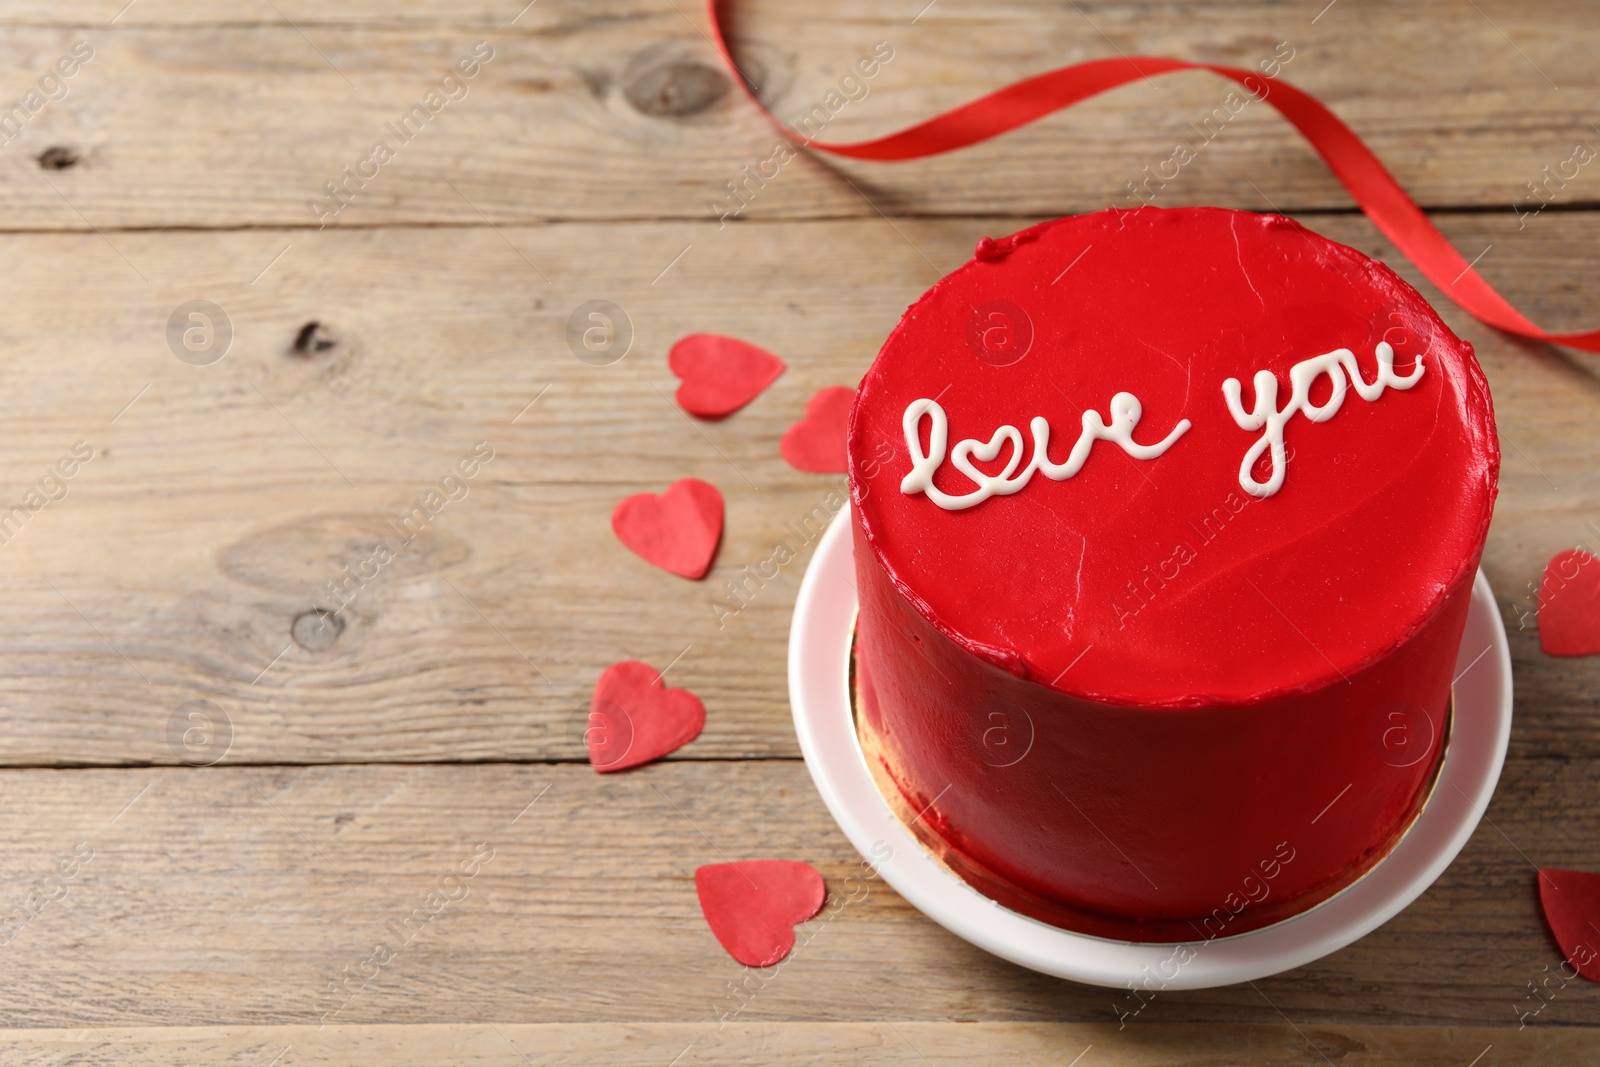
[788,507,1512,989]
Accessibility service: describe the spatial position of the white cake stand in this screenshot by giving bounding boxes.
[788,507,1512,990]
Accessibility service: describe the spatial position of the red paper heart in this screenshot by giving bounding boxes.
[587,660,705,773]
[1539,550,1600,656]
[612,478,724,579]
[671,334,786,418]
[780,386,855,474]
[695,860,825,967]
[1538,868,1600,980]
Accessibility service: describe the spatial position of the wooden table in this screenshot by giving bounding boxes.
[0,1,1595,1062]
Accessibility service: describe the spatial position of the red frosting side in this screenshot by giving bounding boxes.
[847,207,1498,936]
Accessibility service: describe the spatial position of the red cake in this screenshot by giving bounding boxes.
[847,207,1498,941]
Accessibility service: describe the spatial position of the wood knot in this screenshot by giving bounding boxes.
[220,513,472,600]
[623,59,729,117]
[291,608,343,651]
[292,321,337,357]
[1303,1030,1367,1060]
[37,145,79,170]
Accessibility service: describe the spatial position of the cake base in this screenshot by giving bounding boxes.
[789,506,1512,989]
[852,656,1452,943]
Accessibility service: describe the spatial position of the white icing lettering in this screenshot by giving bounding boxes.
[901,394,1190,511]
[1222,342,1423,498]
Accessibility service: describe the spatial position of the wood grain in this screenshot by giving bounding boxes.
[0,212,1590,766]
[0,0,1595,1052]
[0,1,1590,228]
[0,760,1592,1031]
[0,1021,1591,1067]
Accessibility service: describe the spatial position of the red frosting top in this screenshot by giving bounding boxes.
[848,207,1498,707]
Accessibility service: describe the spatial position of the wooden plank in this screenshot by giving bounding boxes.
[0,1021,1592,1066]
[0,2,1591,227]
[0,212,1593,765]
[0,759,1592,1029]
[0,0,1592,1054]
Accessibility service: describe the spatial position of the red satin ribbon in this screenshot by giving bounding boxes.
[707,0,1600,353]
